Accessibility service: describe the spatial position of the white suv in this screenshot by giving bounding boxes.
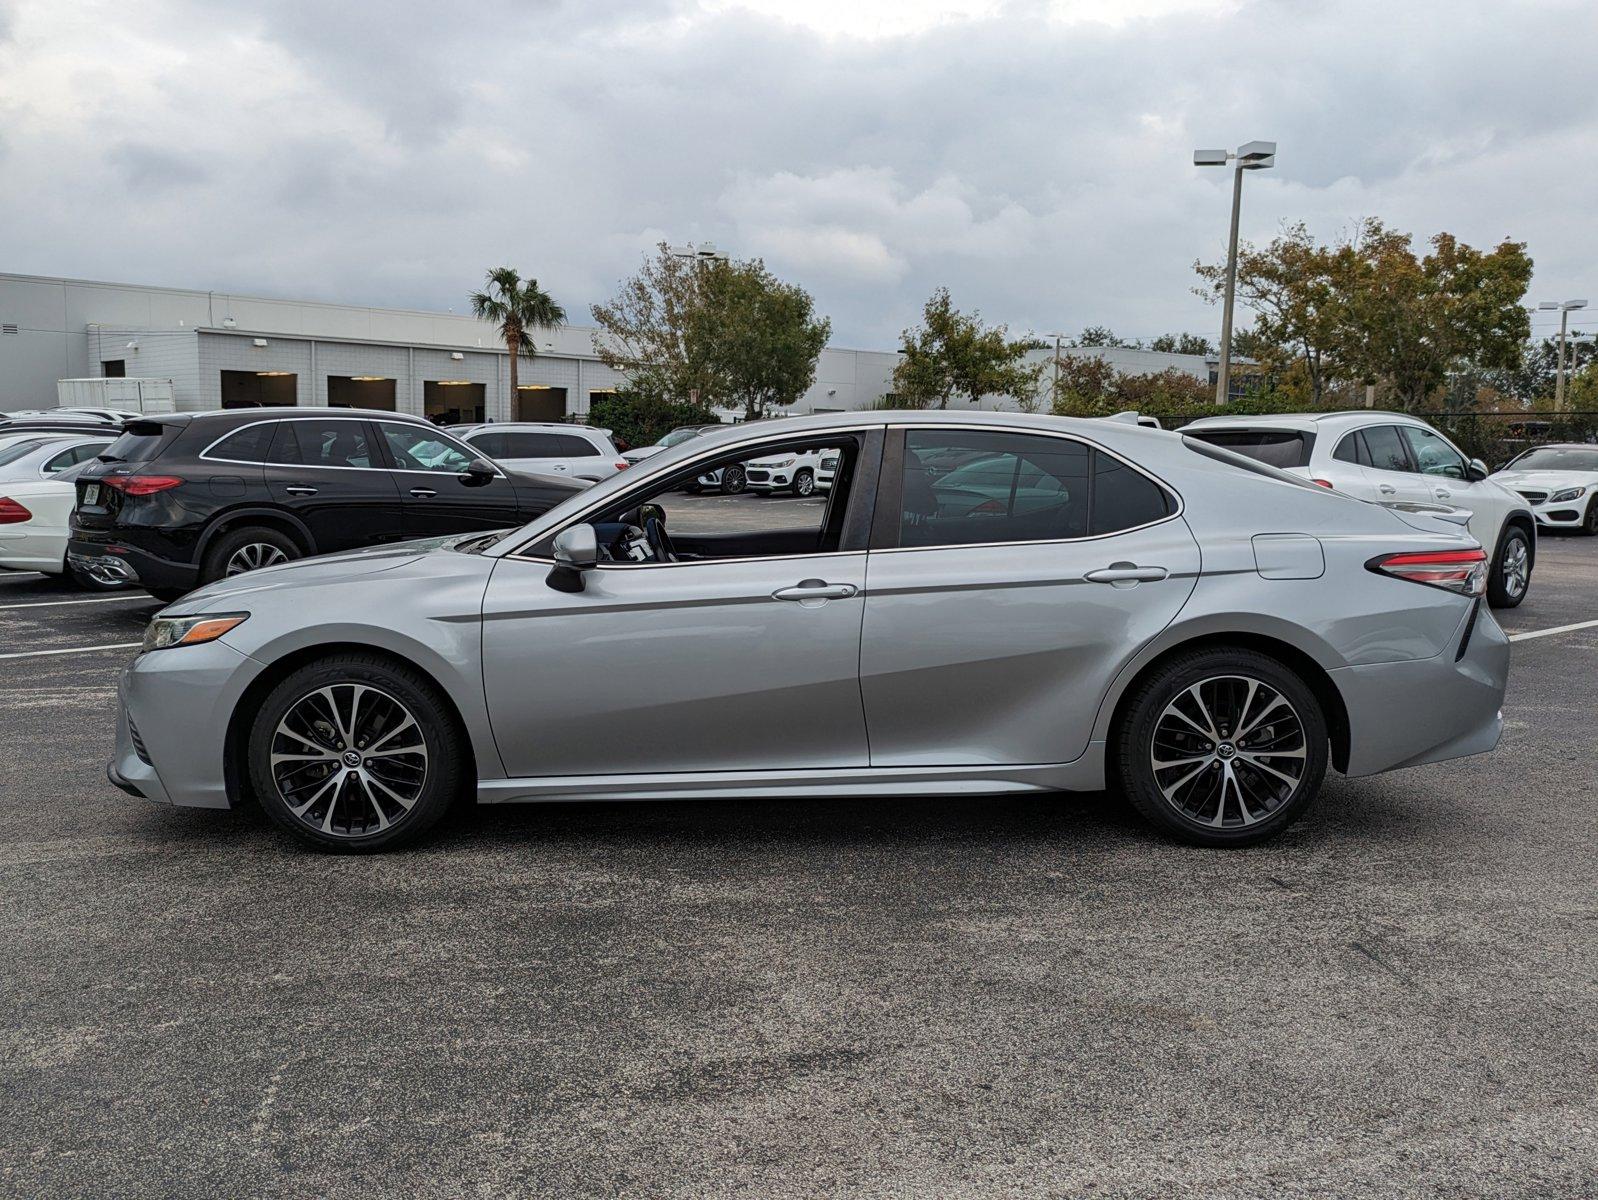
[1183,411,1537,608]
[456,423,626,482]
[743,447,831,497]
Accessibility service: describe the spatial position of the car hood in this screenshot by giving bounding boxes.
[621,445,668,463]
[166,536,475,613]
[1490,469,1596,491]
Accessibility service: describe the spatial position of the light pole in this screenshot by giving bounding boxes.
[1043,332,1071,401]
[1195,141,1276,405]
[1537,299,1588,412]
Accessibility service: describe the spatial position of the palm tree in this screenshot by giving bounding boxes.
[470,267,568,408]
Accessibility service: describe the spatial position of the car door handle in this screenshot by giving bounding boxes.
[773,579,858,602]
[1085,564,1169,585]
[284,485,317,496]
[409,487,437,498]
[1433,487,1452,499]
[1378,484,1397,495]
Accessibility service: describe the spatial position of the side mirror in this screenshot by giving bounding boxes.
[1466,458,1489,482]
[460,458,497,487]
[547,523,598,593]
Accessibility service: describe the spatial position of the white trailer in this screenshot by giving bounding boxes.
[54,378,177,414]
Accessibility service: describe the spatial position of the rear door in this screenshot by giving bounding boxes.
[263,418,403,553]
[1355,424,1430,504]
[464,430,571,476]
[376,420,526,537]
[860,426,1200,767]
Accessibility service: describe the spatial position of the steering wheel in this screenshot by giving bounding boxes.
[643,512,678,563]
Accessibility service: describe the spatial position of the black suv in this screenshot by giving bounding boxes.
[68,408,586,601]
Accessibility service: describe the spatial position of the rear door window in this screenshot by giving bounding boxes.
[1361,425,1413,473]
[271,420,376,469]
[1183,429,1314,468]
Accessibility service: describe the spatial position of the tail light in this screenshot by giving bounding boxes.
[101,475,184,496]
[0,497,32,524]
[1367,548,1488,597]
[1310,478,1336,489]
[614,460,630,471]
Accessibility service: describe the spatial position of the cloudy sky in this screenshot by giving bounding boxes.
[0,0,1592,349]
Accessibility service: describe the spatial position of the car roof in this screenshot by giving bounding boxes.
[457,422,611,435]
[127,407,437,432]
[1181,409,1442,435]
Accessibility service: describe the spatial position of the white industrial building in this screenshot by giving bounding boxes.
[0,272,1229,420]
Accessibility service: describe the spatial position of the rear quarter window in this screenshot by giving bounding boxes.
[1183,428,1315,469]
[206,423,277,463]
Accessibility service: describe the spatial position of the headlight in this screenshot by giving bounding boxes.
[141,612,249,653]
[1550,486,1587,503]
[759,458,795,468]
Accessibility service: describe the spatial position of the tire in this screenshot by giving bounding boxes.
[720,466,748,495]
[792,469,815,497]
[1487,525,1531,608]
[1116,647,1329,848]
[201,526,300,585]
[247,653,466,853]
[1582,497,1598,536]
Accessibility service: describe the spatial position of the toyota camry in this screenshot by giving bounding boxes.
[107,411,1509,852]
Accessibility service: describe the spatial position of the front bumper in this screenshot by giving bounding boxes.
[1332,601,1510,776]
[1518,495,1590,528]
[108,637,265,809]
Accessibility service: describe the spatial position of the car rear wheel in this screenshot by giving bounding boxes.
[248,654,464,852]
[720,465,748,495]
[1116,648,1329,847]
[792,468,815,497]
[202,526,300,585]
[1487,525,1531,608]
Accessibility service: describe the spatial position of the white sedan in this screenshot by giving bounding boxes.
[0,459,127,588]
[1491,444,1598,535]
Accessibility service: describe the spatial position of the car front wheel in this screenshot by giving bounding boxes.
[720,466,748,495]
[1116,648,1329,847]
[1487,525,1531,608]
[1583,497,1598,536]
[247,654,465,852]
[792,469,815,497]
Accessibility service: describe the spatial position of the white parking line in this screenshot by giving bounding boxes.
[0,642,142,661]
[1508,617,1598,643]
[0,596,150,611]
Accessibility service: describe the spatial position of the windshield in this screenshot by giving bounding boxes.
[1506,446,1598,472]
[659,427,705,448]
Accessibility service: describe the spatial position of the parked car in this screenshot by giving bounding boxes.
[745,446,832,496]
[0,460,127,588]
[109,411,1507,854]
[620,424,720,466]
[1490,443,1598,535]
[816,450,839,493]
[0,433,115,483]
[1182,411,1536,608]
[68,408,586,602]
[456,422,627,482]
[6,407,141,424]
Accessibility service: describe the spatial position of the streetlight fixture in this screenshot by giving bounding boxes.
[1195,140,1276,405]
[1537,299,1588,412]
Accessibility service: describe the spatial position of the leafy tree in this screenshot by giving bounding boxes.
[590,244,830,421]
[588,390,718,449]
[470,267,567,399]
[1149,332,1215,356]
[1072,325,1135,348]
[1050,357,1209,418]
[893,288,1043,409]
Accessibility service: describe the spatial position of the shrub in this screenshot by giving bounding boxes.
[588,390,720,449]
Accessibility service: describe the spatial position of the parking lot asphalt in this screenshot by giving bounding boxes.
[1,518,1595,1198]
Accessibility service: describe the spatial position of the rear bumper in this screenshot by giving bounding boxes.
[68,535,199,593]
[1332,602,1510,776]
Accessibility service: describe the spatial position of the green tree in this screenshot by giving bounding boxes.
[1072,325,1134,348]
[1149,332,1215,356]
[588,390,718,449]
[590,244,830,420]
[469,267,567,400]
[893,288,1042,409]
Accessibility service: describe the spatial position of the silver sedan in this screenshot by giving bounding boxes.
[108,411,1509,852]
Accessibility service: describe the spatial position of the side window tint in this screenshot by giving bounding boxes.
[1091,452,1173,534]
[210,423,277,464]
[555,434,604,458]
[1400,426,1466,480]
[44,447,80,473]
[276,420,374,469]
[1361,425,1411,472]
[380,424,476,473]
[900,430,1091,548]
[1333,433,1365,465]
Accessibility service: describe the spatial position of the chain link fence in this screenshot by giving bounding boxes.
[1422,411,1598,468]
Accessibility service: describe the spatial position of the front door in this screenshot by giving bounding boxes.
[479,427,880,778]
[374,420,527,538]
[860,427,1200,767]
